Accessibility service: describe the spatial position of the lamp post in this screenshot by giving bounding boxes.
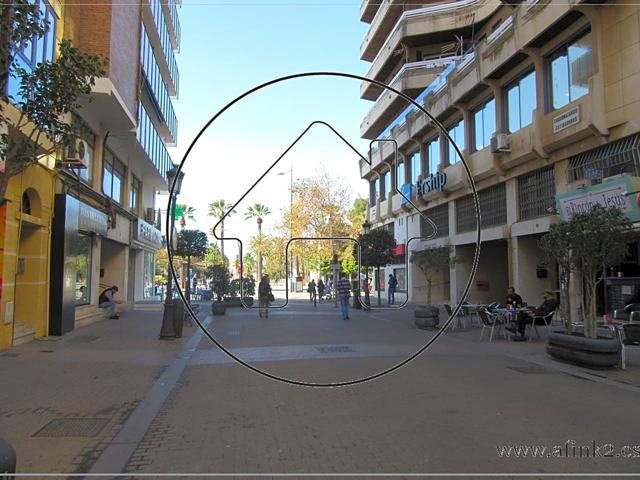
[362,220,371,309]
[278,167,294,292]
[160,164,185,339]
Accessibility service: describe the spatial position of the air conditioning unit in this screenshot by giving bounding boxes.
[63,138,90,169]
[490,133,511,154]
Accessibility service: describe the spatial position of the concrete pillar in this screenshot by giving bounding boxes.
[419,141,427,180]
[453,103,471,165]
[484,80,505,134]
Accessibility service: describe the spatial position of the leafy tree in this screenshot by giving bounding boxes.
[354,228,396,306]
[208,199,236,259]
[242,252,256,278]
[177,204,195,228]
[1,2,106,201]
[209,264,230,302]
[410,244,460,306]
[540,206,634,338]
[245,203,271,279]
[204,242,227,270]
[174,229,209,303]
[229,275,256,298]
[347,197,368,237]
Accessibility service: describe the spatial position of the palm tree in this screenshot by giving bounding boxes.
[245,203,271,280]
[208,199,235,260]
[178,204,196,228]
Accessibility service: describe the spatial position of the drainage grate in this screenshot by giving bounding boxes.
[315,346,355,354]
[68,335,100,343]
[507,365,550,374]
[33,418,109,437]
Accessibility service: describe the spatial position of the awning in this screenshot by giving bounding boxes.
[567,134,640,183]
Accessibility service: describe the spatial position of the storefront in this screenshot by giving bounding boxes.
[131,218,162,300]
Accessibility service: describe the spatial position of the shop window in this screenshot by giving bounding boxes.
[393,268,406,292]
[507,69,536,133]
[144,251,155,298]
[76,234,92,305]
[549,29,593,111]
[473,98,496,151]
[447,119,465,164]
[426,137,440,175]
[130,176,141,213]
[103,149,126,204]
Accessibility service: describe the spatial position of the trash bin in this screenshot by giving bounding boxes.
[0,438,16,476]
[173,298,185,338]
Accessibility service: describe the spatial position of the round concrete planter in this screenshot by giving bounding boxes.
[242,297,254,307]
[414,305,440,329]
[546,329,621,369]
[212,301,227,315]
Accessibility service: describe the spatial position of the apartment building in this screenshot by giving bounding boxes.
[0,0,180,349]
[359,0,640,315]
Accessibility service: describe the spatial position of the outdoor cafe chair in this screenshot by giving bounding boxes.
[527,311,555,341]
[479,309,507,342]
[444,304,468,330]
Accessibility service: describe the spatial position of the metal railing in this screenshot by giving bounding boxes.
[456,183,506,233]
[518,167,555,221]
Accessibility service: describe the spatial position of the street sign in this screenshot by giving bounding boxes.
[173,204,185,220]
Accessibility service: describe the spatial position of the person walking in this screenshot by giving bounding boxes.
[99,285,122,319]
[308,279,317,307]
[258,275,272,318]
[387,274,398,305]
[336,274,352,320]
[317,279,325,302]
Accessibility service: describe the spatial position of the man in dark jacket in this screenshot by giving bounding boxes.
[505,287,524,308]
[99,285,122,319]
[509,289,557,341]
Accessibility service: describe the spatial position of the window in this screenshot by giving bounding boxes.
[130,176,141,213]
[518,168,556,220]
[426,137,440,175]
[103,150,126,204]
[507,70,536,133]
[410,152,420,184]
[370,178,379,207]
[144,251,155,298]
[456,183,506,233]
[550,30,593,110]
[396,162,405,188]
[76,234,92,306]
[473,98,496,151]
[8,1,57,102]
[420,203,449,239]
[447,119,465,164]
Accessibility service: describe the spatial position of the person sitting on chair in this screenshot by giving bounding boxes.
[508,289,556,341]
[504,287,523,308]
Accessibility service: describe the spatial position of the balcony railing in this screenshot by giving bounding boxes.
[145,0,180,95]
[161,0,181,51]
[137,103,173,183]
[141,26,178,143]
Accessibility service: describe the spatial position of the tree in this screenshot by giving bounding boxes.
[208,199,235,260]
[174,229,209,303]
[204,242,227,270]
[1,2,106,201]
[209,264,230,302]
[540,206,634,338]
[245,203,271,279]
[410,244,460,306]
[354,228,396,306]
[177,204,195,228]
[347,197,368,238]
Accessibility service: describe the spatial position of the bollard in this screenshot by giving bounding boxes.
[0,438,16,476]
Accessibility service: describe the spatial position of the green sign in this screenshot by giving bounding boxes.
[173,204,185,220]
[556,176,640,222]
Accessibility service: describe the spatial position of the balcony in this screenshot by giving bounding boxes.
[361,0,407,61]
[361,0,383,23]
[142,0,180,96]
[361,58,457,140]
[136,103,173,184]
[361,0,500,62]
[161,0,181,52]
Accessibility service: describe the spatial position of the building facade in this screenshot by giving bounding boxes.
[0,0,180,349]
[359,0,640,313]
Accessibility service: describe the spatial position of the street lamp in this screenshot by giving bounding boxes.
[278,167,294,292]
[362,220,371,309]
[160,164,185,339]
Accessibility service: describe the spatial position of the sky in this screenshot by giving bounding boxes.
[164,0,374,262]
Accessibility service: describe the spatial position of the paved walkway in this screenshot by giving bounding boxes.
[1,299,640,476]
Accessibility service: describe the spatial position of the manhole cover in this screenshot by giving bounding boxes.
[507,365,550,374]
[33,418,109,437]
[315,346,355,354]
[0,352,20,357]
[68,335,100,343]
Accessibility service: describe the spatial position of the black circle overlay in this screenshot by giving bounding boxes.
[167,71,481,388]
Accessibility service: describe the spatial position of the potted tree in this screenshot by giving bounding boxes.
[209,264,230,315]
[174,229,209,305]
[354,228,396,307]
[540,206,634,368]
[242,276,256,307]
[410,244,460,329]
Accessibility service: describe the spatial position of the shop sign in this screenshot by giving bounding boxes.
[417,171,447,197]
[553,106,580,133]
[135,218,163,249]
[556,176,640,222]
[78,202,108,235]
